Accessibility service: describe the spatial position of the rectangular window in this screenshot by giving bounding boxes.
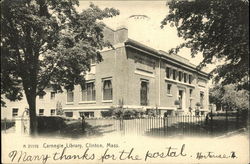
[140,80,149,106]
[65,112,73,117]
[189,99,193,108]
[184,73,187,83]
[50,109,55,116]
[166,67,171,79]
[12,108,18,117]
[90,58,96,65]
[178,71,183,82]
[173,70,177,80]
[67,90,74,103]
[103,79,112,101]
[79,112,94,118]
[200,92,204,109]
[82,81,96,101]
[39,109,44,116]
[39,95,44,99]
[190,89,193,97]
[50,92,56,100]
[167,84,172,94]
[189,75,193,84]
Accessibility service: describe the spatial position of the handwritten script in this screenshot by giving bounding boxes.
[8,144,237,164]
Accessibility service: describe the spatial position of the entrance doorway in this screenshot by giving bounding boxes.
[178,89,186,110]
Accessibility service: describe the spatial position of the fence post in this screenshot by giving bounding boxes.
[236,109,239,128]
[4,118,7,133]
[225,109,228,132]
[210,110,213,135]
[81,115,85,132]
[163,116,167,136]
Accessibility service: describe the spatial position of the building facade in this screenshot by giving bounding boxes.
[1,26,210,119]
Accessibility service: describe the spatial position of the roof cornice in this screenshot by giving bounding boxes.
[125,38,210,79]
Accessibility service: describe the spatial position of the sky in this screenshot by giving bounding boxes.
[77,1,214,73]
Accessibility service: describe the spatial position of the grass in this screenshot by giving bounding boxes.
[145,115,248,137]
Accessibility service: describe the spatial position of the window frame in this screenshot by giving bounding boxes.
[39,109,44,116]
[12,108,19,118]
[81,80,96,102]
[50,109,56,116]
[50,92,56,100]
[102,78,113,101]
[167,84,172,95]
[190,89,193,97]
[39,94,44,99]
[173,69,177,80]
[166,67,171,79]
[189,74,193,84]
[178,71,183,82]
[140,79,149,106]
[184,73,187,83]
[200,91,205,109]
[66,90,74,103]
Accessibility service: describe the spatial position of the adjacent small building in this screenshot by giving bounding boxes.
[1,26,210,120]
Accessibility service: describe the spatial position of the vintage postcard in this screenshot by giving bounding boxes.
[1,0,249,164]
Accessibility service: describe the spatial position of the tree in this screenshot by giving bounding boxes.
[209,84,249,111]
[1,0,119,135]
[161,0,249,90]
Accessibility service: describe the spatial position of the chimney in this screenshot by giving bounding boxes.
[114,25,128,44]
[103,25,128,45]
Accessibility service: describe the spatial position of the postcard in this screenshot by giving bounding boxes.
[1,0,249,164]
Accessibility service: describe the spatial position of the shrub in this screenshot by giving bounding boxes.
[101,110,113,118]
[1,119,15,130]
[174,100,180,105]
[146,109,156,117]
[37,116,66,133]
[112,108,124,118]
[196,102,201,106]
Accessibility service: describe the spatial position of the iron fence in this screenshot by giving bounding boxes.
[84,111,247,137]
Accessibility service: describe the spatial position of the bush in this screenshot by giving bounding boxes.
[146,109,156,117]
[101,110,113,118]
[37,116,66,133]
[196,102,201,106]
[1,119,15,130]
[112,108,123,118]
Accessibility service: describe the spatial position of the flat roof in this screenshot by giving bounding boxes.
[125,38,210,78]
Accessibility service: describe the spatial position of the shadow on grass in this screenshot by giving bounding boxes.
[1,120,15,131]
[38,120,117,138]
[145,118,248,138]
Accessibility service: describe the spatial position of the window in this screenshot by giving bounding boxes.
[190,89,193,97]
[200,92,204,109]
[50,109,55,116]
[103,79,112,101]
[178,90,183,109]
[178,71,183,82]
[39,109,44,116]
[12,108,18,117]
[173,70,177,80]
[79,112,94,118]
[167,84,172,94]
[50,92,56,100]
[140,80,149,106]
[65,112,73,117]
[189,99,193,108]
[82,81,96,101]
[90,58,96,65]
[189,75,193,84]
[166,67,171,79]
[67,90,74,103]
[39,95,44,99]
[184,73,187,83]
